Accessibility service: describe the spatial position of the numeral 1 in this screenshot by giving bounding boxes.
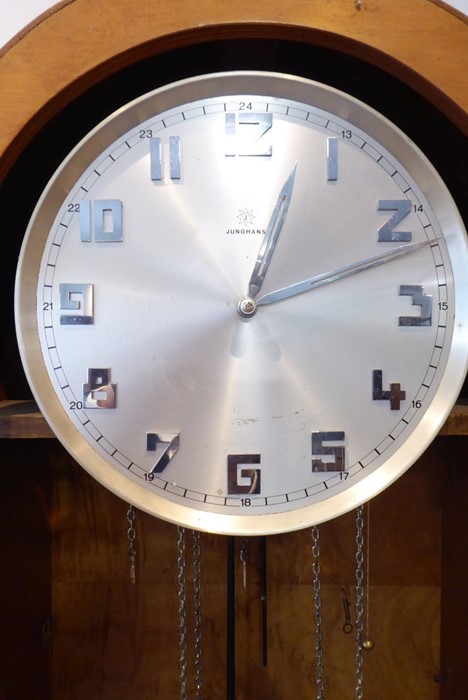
[327,137,338,181]
[227,454,261,495]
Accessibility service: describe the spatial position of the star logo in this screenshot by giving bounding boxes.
[237,208,255,226]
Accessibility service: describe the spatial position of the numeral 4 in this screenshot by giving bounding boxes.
[372,369,406,410]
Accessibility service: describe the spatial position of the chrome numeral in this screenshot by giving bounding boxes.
[80,200,123,242]
[225,113,273,157]
[312,431,345,472]
[327,137,338,181]
[83,368,117,408]
[150,137,162,180]
[150,136,182,181]
[59,283,94,325]
[169,136,181,179]
[398,285,432,326]
[372,369,406,410]
[146,432,180,474]
[227,454,261,494]
[377,200,412,242]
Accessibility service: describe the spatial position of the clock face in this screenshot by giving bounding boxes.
[15,72,468,535]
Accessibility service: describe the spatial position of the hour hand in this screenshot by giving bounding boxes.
[247,163,297,299]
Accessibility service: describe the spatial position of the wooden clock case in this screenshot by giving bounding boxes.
[0,1,467,698]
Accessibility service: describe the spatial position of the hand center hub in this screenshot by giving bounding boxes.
[237,297,257,318]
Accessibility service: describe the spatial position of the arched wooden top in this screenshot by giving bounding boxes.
[0,0,466,180]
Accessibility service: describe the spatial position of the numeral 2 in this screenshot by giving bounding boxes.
[377,200,412,242]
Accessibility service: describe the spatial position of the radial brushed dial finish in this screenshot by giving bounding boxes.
[15,72,468,535]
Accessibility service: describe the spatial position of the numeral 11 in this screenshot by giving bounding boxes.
[150,136,182,181]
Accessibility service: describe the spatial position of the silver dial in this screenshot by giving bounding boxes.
[15,72,468,535]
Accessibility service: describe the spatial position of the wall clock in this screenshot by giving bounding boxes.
[1,4,467,699]
[14,69,468,535]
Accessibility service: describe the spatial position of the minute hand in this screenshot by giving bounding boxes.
[256,239,438,307]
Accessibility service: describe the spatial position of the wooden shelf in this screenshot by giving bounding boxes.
[0,400,54,439]
[1,399,468,439]
[438,403,468,436]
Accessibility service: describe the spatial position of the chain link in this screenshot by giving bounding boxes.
[192,530,203,699]
[126,505,137,584]
[311,525,325,700]
[355,506,365,700]
[177,526,188,700]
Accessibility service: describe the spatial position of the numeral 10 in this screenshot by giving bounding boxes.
[79,200,122,242]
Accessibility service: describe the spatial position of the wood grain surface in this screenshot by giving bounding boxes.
[0,0,467,182]
[40,441,443,699]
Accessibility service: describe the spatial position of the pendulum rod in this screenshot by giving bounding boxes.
[311,525,325,700]
[240,538,249,589]
[355,506,364,700]
[259,536,268,667]
[227,536,236,700]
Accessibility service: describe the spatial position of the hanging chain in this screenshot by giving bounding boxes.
[177,526,188,700]
[126,505,137,584]
[192,530,203,699]
[365,503,371,644]
[311,525,325,700]
[355,506,365,700]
